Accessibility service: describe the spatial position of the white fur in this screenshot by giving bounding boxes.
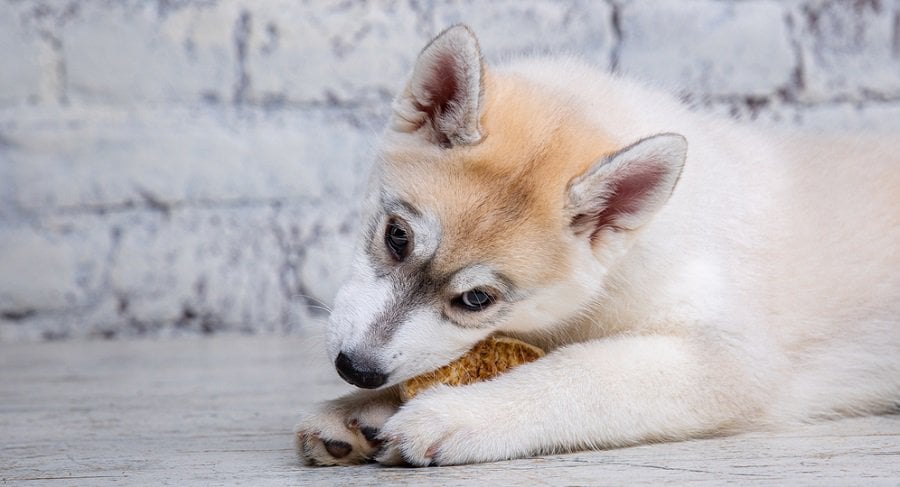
[299,28,900,467]
[326,254,394,363]
[383,308,490,383]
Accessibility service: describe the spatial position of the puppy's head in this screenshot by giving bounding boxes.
[328,26,687,388]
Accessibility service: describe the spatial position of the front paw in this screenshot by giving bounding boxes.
[376,385,515,466]
[296,388,400,466]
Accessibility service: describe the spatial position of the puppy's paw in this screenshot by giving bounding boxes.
[296,388,400,466]
[376,385,516,467]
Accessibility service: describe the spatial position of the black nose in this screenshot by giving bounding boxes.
[334,352,387,389]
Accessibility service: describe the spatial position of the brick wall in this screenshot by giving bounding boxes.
[1,0,898,340]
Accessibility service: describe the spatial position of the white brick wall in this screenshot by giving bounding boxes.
[796,0,900,102]
[617,0,796,96]
[63,1,236,105]
[1,0,898,340]
[0,5,45,105]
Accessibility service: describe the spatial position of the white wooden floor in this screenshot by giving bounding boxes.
[1,335,898,486]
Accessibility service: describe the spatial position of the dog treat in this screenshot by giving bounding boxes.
[399,336,545,401]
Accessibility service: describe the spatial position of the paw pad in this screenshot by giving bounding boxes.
[322,439,353,459]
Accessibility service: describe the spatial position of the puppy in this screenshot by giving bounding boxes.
[297,25,900,466]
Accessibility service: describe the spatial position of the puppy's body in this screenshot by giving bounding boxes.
[298,27,900,466]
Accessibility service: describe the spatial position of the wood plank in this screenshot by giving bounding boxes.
[1,336,898,485]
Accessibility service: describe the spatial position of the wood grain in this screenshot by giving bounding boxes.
[1,336,898,486]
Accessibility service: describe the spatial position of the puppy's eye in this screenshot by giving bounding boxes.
[385,220,410,260]
[455,289,494,312]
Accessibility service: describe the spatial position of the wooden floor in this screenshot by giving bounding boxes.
[1,335,898,486]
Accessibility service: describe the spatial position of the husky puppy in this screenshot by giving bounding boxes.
[297,25,900,466]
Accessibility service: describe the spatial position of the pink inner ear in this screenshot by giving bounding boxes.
[607,163,668,217]
[577,162,669,240]
[423,53,460,115]
[414,53,461,146]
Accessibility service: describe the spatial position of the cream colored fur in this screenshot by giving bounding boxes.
[297,25,900,466]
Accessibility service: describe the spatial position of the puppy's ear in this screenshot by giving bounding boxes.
[566,134,687,240]
[390,25,485,148]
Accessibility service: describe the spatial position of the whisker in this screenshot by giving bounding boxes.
[288,293,334,314]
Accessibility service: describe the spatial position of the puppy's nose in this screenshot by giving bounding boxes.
[334,352,387,389]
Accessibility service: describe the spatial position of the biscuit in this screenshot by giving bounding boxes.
[399,336,545,401]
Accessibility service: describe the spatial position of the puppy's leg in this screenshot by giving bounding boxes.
[296,386,401,466]
[377,334,764,466]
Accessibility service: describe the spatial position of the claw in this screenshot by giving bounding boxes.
[425,444,438,459]
[360,426,381,444]
[375,438,406,466]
